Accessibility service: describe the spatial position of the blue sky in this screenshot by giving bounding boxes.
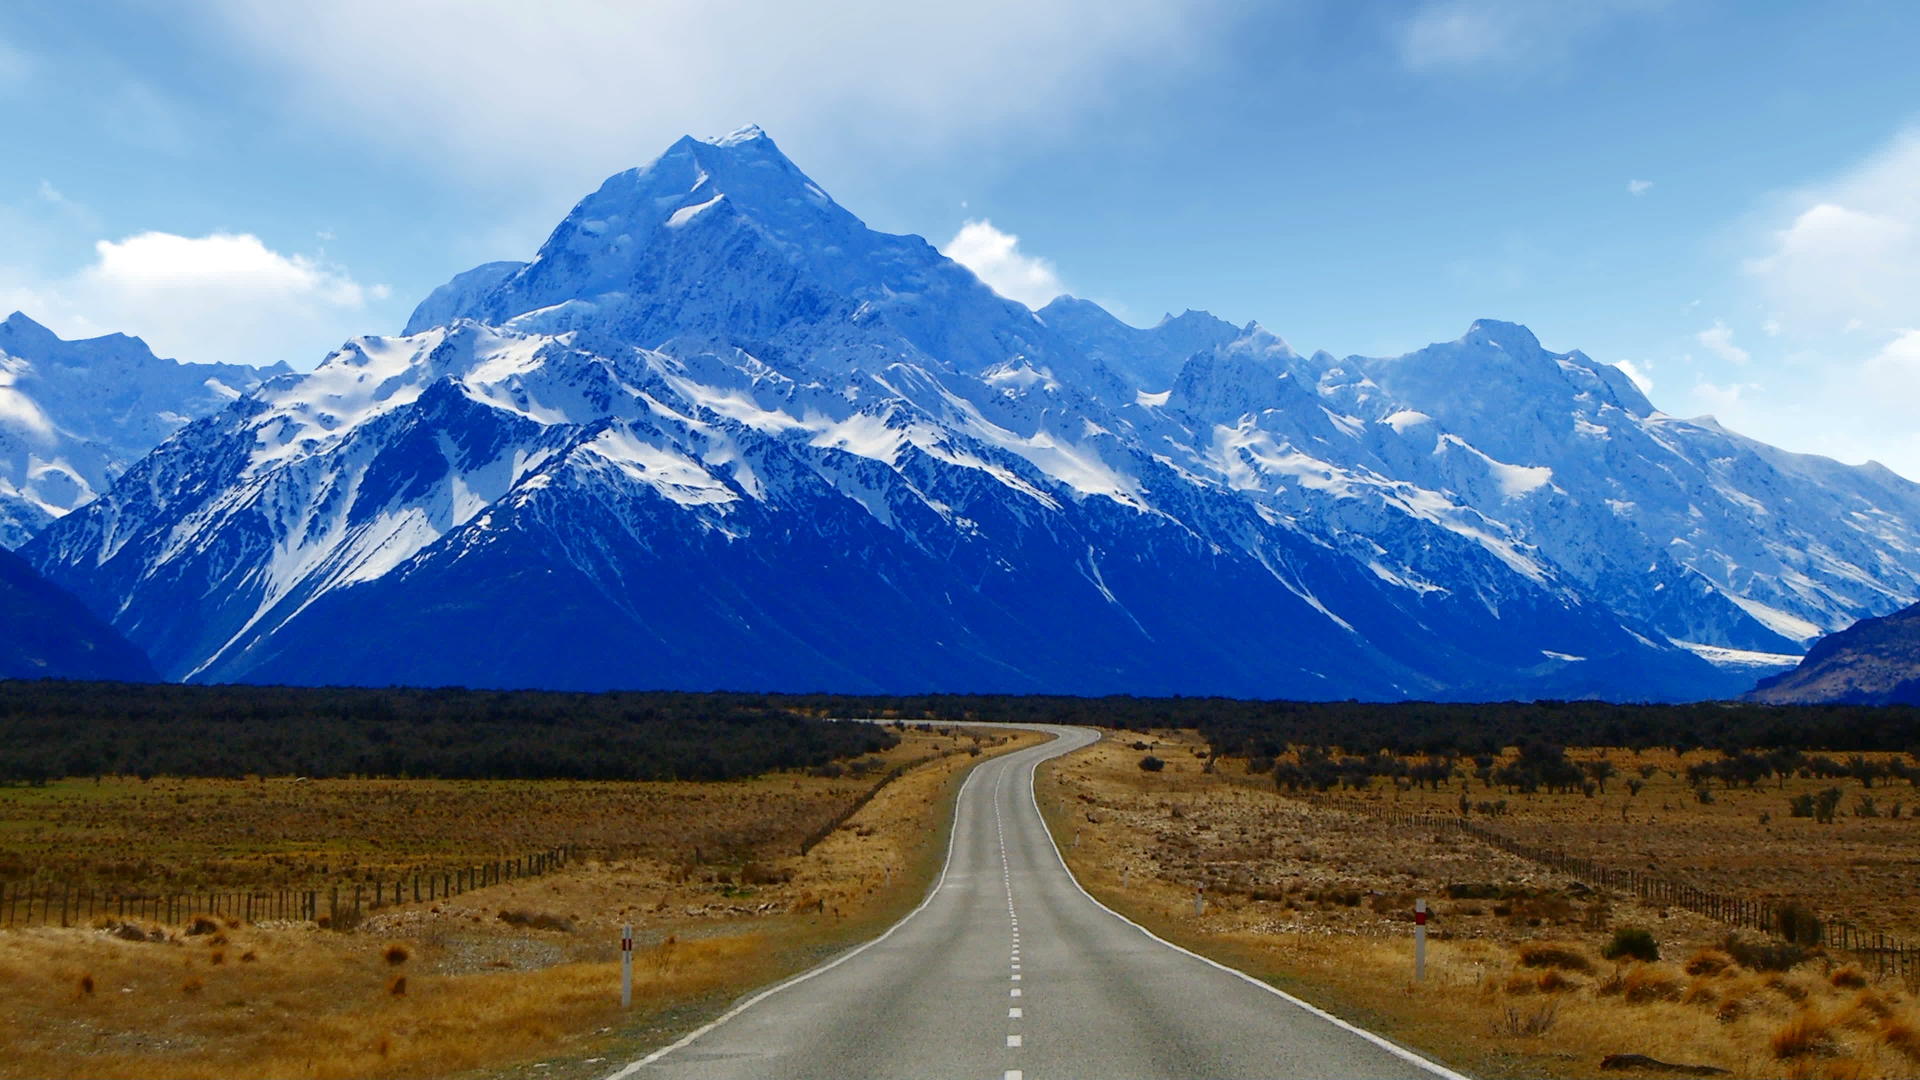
[2,1,1918,475]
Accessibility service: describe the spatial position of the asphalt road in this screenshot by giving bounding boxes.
[610,725,1467,1080]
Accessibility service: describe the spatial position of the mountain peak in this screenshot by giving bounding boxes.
[1,311,58,346]
[706,123,770,147]
[1459,319,1542,352]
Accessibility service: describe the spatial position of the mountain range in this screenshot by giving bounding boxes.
[14,126,1920,699]
[0,312,288,549]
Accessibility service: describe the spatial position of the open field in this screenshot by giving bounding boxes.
[1040,729,1920,1080]
[0,726,957,893]
[1273,743,1920,940]
[0,725,1042,1079]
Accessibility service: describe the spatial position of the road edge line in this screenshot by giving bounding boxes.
[1024,737,1476,1080]
[601,733,1039,1078]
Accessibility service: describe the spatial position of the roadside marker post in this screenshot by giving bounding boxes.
[621,924,634,1007]
[1414,899,1428,982]
[1194,885,1206,917]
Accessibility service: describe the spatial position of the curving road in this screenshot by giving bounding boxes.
[609,725,1467,1080]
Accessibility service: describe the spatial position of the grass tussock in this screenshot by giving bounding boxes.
[1494,1000,1560,1037]
[1518,944,1592,972]
[382,943,409,966]
[1876,1016,1920,1062]
[1829,966,1868,989]
[1685,948,1735,976]
[1772,1010,1836,1059]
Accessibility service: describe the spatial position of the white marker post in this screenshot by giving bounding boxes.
[1194,885,1206,917]
[1413,899,1428,982]
[621,924,634,1007]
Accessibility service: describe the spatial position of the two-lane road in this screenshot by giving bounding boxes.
[611,726,1465,1080]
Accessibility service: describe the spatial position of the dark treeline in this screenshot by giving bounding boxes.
[0,681,896,783]
[776,694,1920,758]
[7,682,1920,783]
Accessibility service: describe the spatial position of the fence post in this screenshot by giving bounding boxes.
[621,924,634,1007]
[1415,899,1429,982]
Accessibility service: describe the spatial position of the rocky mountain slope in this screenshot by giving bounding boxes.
[22,127,1920,698]
[0,545,154,682]
[0,313,288,547]
[1747,603,1920,704]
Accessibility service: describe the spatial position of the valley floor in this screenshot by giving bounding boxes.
[0,726,1042,1079]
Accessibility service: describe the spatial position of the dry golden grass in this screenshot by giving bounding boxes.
[1283,743,1920,938]
[0,726,1043,1079]
[0,728,998,893]
[1040,728,1920,1080]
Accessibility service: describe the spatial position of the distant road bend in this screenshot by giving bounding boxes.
[609,725,1468,1080]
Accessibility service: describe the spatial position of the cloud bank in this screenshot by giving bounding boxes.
[2,231,385,368]
[202,0,1228,190]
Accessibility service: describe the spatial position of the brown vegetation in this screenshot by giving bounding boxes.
[1039,729,1920,1079]
[0,725,1040,1079]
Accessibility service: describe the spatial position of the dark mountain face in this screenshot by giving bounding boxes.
[1747,603,1920,705]
[18,127,1920,700]
[0,545,155,682]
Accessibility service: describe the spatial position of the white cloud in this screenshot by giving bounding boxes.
[1686,378,1760,425]
[1613,359,1652,393]
[1864,328,1920,398]
[1742,130,1920,334]
[1627,179,1653,196]
[201,0,1228,189]
[1395,1,1664,71]
[940,219,1067,309]
[1,232,385,368]
[1696,321,1750,366]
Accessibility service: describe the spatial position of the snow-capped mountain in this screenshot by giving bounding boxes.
[0,313,290,548]
[23,127,1920,698]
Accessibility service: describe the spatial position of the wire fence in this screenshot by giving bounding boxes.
[0,845,571,930]
[1311,797,1920,984]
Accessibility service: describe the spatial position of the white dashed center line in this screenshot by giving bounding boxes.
[995,772,1027,1066]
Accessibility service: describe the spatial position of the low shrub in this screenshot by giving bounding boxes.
[1603,928,1660,963]
[1829,965,1868,989]
[1723,934,1810,972]
[1775,901,1825,945]
[497,909,575,933]
[1138,756,1165,772]
[383,943,410,966]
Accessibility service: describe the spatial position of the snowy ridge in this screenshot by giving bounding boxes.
[0,312,289,549]
[24,127,1920,698]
